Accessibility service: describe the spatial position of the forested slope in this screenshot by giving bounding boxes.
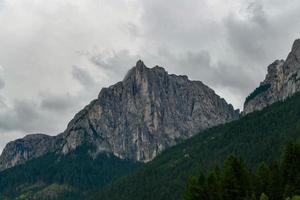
[0,145,142,200]
[93,93,300,200]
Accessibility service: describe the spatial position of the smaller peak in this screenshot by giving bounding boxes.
[268,60,284,71]
[135,60,146,70]
[267,59,284,71]
[152,65,167,73]
[273,59,285,64]
[123,60,148,81]
[292,39,300,51]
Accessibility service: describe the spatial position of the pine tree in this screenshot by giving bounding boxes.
[256,162,271,196]
[206,170,222,200]
[221,156,251,200]
[282,142,300,198]
[268,162,282,200]
[183,173,208,200]
[259,193,269,200]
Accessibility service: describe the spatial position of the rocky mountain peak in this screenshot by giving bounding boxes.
[0,61,239,170]
[0,134,56,171]
[292,39,300,52]
[123,60,166,82]
[135,59,146,70]
[263,60,285,86]
[244,39,300,114]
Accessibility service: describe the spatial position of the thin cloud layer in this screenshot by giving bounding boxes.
[0,0,300,151]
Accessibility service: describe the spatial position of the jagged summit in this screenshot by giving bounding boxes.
[292,39,300,51]
[0,61,239,170]
[123,60,167,81]
[244,39,300,114]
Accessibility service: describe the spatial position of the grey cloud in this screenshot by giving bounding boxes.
[125,22,140,39]
[72,65,95,88]
[0,100,45,133]
[214,62,256,94]
[138,0,222,52]
[224,5,269,64]
[1,0,300,152]
[0,97,77,135]
[0,0,4,10]
[224,0,300,66]
[154,50,254,96]
[89,50,140,76]
[0,77,5,90]
[40,94,76,112]
[247,2,268,26]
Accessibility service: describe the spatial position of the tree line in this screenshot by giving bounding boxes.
[183,142,300,200]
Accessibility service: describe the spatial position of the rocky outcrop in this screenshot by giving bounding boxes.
[0,61,239,171]
[0,134,56,170]
[244,39,300,114]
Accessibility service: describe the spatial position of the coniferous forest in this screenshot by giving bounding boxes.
[93,93,300,200]
[0,92,299,200]
[1,1,300,200]
[183,142,300,200]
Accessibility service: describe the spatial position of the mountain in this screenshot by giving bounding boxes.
[92,89,300,200]
[0,60,239,170]
[0,145,142,200]
[244,39,300,114]
[1,40,300,200]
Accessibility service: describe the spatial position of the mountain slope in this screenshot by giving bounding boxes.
[0,60,238,170]
[0,145,142,200]
[93,92,300,200]
[244,39,300,114]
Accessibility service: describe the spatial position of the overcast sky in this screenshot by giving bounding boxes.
[0,0,299,152]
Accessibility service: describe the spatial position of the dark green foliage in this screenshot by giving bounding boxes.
[245,84,271,104]
[260,193,270,200]
[93,93,300,200]
[255,162,272,196]
[282,142,300,198]
[0,145,142,200]
[221,156,251,200]
[183,142,300,200]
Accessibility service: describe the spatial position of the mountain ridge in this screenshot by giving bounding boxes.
[244,39,300,113]
[93,89,300,200]
[0,60,239,170]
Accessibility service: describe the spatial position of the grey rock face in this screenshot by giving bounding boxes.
[0,134,56,171]
[244,39,300,114]
[0,61,239,170]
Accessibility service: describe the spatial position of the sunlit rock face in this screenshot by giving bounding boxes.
[244,39,300,114]
[0,60,239,170]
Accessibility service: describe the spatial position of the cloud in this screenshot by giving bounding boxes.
[0,100,49,133]
[72,65,95,88]
[0,77,5,90]
[88,49,141,76]
[40,94,76,112]
[0,65,100,137]
[143,49,254,98]
[0,0,300,152]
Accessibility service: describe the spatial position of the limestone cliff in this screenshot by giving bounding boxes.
[0,61,239,170]
[244,39,300,114]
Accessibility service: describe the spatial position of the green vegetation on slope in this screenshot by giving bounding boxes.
[93,93,300,200]
[183,142,300,200]
[245,84,271,104]
[0,145,142,200]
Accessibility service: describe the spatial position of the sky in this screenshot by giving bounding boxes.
[0,0,299,152]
